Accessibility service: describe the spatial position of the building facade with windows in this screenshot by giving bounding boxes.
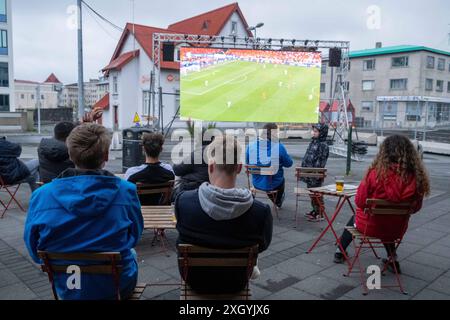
[99,3,253,131]
[15,74,63,110]
[320,45,450,129]
[0,0,13,111]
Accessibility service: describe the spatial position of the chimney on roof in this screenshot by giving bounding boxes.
[375,42,382,49]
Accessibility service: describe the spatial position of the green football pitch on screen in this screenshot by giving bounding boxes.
[180,49,322,123]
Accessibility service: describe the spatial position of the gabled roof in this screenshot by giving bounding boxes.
[168,2,253,37]
[103,49,140,72]
[94,93,110,111]
[350,45,450,59]
[44,73,62,84]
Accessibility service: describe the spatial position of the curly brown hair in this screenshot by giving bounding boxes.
[369,135,430,197]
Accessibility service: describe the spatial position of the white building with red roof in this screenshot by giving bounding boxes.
[99,2,253,130]
[14,73,64,110]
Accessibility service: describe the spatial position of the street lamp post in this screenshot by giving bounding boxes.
[247,22,264,39]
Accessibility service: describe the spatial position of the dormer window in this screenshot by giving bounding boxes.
[202,20,209,30]
[231,21,237,35]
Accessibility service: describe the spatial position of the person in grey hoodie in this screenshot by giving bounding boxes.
[175,135,273,294]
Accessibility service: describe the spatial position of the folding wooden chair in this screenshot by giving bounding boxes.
[141,205,176,256]
[294,168,327,222]
[37,251,146,300]
[136,180,175,206]
[178,244,258,300]
[0,176,26,219]
[245,165,280,219]
[345,199,414,295]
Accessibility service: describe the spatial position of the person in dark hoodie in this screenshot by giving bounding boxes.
[175,135,273,294]
[301,123,330,222]
[24,123,143,300]
[0,136,39,192]
[38,122,76,183]
[333,135,430,273]
[172,139,212,201]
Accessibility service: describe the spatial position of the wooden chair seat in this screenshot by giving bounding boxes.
[180,281,251,300]
[128,283,147,300]
[345,227,378,241]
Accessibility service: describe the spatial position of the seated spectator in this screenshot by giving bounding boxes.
[175,135,273,294]
[24,123,143,300]
[38,122,76,183]
[125,133,175,205]
[0,136,39,192]
[172,139,212,201]
[246,123,293,208]
[334,135,430,274]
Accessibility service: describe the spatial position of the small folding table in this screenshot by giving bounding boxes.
[306,185,358,264]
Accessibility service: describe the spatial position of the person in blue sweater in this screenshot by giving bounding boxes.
[24,123,143,300]
[246,123,293,208]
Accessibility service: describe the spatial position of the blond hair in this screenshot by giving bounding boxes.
[67,123,111,170]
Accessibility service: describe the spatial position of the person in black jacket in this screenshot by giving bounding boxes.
[172,140,211,200]
[175,135,273,294]
[38,122,76,183]
[301,123,330,222]
[0,137,39,191]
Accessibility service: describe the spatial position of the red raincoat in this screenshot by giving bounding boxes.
[354,167,423,241]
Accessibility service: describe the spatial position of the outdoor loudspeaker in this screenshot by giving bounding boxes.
[329,48,342,67]
[163,43,175,62]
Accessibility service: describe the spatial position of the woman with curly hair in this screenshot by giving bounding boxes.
[334,135,430,273]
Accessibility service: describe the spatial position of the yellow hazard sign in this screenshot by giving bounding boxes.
[133,113,141,124]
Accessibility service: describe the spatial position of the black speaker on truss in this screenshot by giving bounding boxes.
[163,43,175,61]
[329,48,342,67]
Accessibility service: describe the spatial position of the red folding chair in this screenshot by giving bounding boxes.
[245,165,280,219]
[345,199,415,295]
[0,176,26,219]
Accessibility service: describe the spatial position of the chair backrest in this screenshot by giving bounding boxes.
[37,251,123,300]
[365,199,414,216]
[295,167,327,180]
[136,180,175,205]
[177,244,258,283]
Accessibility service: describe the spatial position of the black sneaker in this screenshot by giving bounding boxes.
[382,259,402,274]
[276,192,285,209]
[334,252,347,264]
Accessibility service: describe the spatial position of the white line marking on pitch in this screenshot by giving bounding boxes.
[183,69,257,96]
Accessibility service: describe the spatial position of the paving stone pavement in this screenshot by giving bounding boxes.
[1,144,450,300]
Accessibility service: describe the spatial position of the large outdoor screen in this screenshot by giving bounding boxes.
[180,47,322,123]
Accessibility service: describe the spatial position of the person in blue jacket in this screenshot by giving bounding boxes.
[246,123,293,208]
[24,123,143,300]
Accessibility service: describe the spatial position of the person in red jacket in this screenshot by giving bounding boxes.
[334,135,430,273]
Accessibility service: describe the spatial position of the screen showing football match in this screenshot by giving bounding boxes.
[180,47,322,123]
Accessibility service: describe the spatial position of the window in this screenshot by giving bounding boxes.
[437,58,445,71]
[343,81,350,91]
[231,21,237,35]
[320,83,326,93]
[392,56,409,67]
[0,0,6,23]
[406,102,422,122]
[0,62,8,87]
[41,95,45,100]
[113,76,118,94]
[426,56,435,69]
[390,79,408,90]
[0,30,7,55]
[143,91,150,116]
[321,62,327,74]
[0,94,9,111]
[448,81,450,93]
[363,59,376,71]
[31,94,35,100]
[436,80,444,92]
[382,101,398,120]
[362,80,375,91]
[21,94,24,99]
[425,78,433,91]
[361,101,374,112]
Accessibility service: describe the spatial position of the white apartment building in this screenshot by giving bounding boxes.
[0,0,14,111]
[14,74,63,110]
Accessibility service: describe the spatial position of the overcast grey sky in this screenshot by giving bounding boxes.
[12,0,450,83]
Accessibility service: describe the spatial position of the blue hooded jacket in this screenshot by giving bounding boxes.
[24,171,143,300]
[246,139,293,191]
